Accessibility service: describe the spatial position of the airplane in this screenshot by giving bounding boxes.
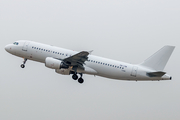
[5,40,175,84]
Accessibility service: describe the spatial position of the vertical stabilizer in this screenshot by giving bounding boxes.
[140,46,175,71]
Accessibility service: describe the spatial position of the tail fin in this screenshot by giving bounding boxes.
[140,46,175,71]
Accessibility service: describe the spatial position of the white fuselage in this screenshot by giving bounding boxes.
[5,40,171,81]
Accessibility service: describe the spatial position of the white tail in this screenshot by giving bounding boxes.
[140,46,175,71]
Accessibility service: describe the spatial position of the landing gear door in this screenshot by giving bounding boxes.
[22,42,29,51]
[131,66,138,77]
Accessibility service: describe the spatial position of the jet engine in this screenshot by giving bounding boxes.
[45,57,69,69]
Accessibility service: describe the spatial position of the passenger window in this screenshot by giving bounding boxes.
[117,66,119,68]
[34,47,36,49]
[32,47,34,48]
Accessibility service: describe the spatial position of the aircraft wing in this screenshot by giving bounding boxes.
[62,51,90,68]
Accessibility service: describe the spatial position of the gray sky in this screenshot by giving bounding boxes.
[1,0,180,120]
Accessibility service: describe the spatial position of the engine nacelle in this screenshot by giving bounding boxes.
[45,57,69,69]
[55,69,71,75]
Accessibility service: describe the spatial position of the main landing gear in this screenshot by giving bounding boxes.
[72,73,84,84]
[21,58,27,68]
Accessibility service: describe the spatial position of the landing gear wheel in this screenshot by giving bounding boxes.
[78,78,84,84]
[21,58,27,68]
[21,64,25,68]
[72,74,78,80]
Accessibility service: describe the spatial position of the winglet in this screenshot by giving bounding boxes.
[88,50,93,55]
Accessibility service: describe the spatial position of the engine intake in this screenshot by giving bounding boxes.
[45,57,69,69]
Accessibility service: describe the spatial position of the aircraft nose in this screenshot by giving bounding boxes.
[5,44,12,52]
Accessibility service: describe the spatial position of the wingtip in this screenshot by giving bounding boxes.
[88,50,93,54]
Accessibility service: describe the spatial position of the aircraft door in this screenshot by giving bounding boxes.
[22,42,29,51]
[131,66,138,77]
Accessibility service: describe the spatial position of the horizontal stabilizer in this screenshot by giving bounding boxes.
[146,71,166,77]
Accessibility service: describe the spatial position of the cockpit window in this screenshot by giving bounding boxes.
[13,42,19,45]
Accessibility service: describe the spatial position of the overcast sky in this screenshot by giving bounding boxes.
[1,0,180,120]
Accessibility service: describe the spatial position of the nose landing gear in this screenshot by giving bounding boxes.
[21,64,25,68]
[21,58,27,68]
